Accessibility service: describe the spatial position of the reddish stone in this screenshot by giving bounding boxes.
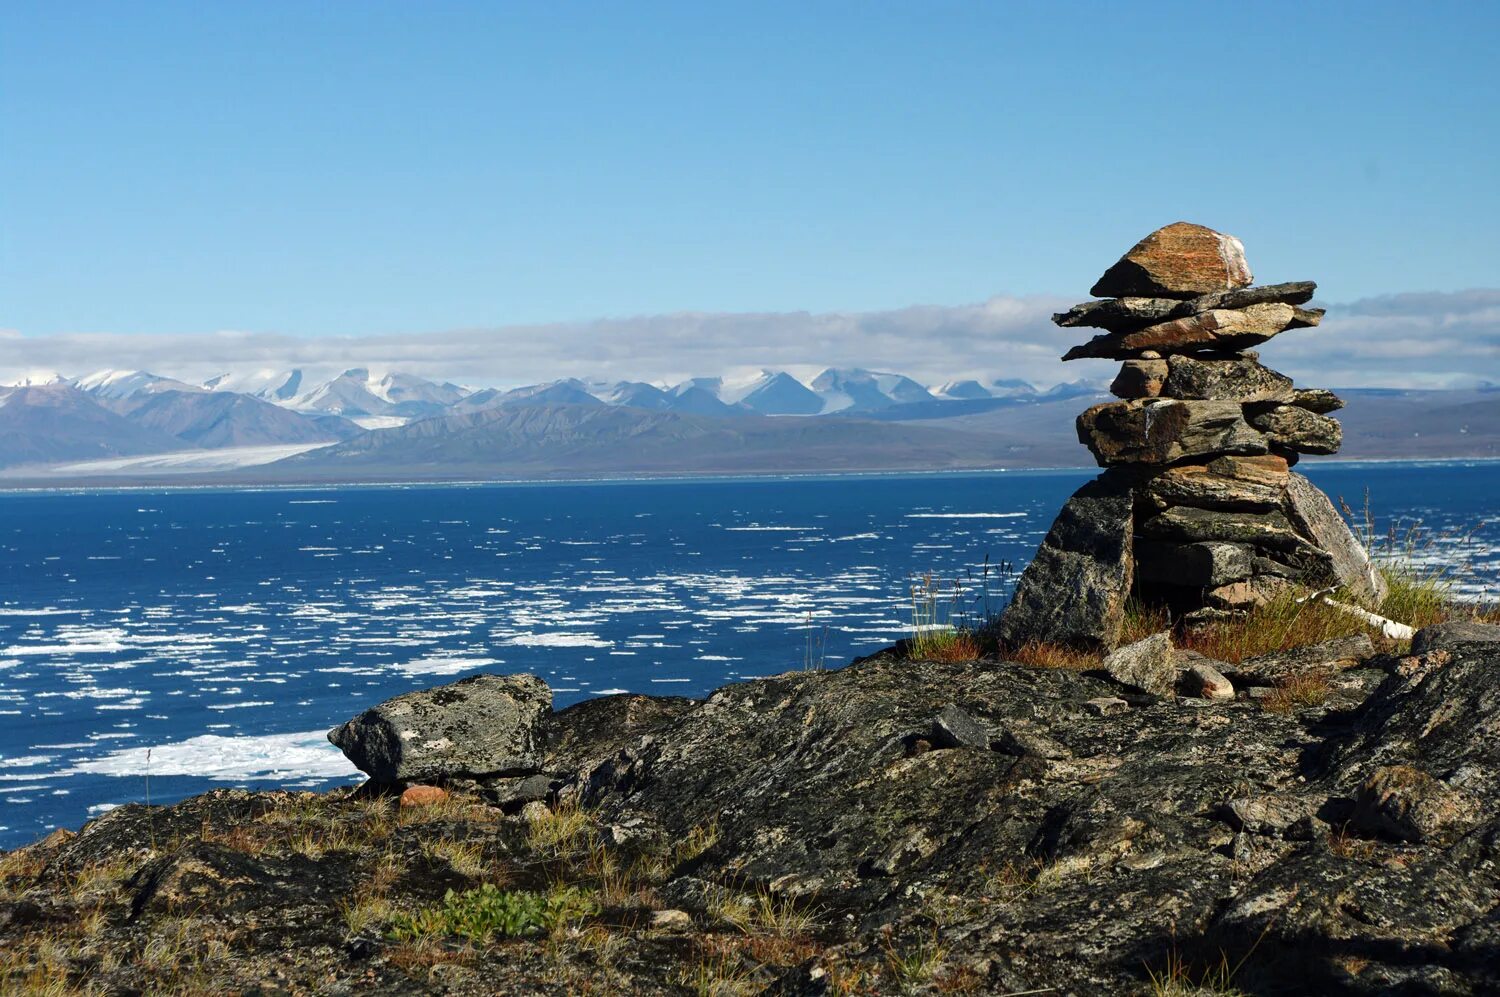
[399,785,449,809]
[1090,222,1253,298]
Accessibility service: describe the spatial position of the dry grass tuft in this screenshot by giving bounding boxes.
[1259,672,1333,714]
[910,629,983,662]
[1181,593,1365,664]
[1004,640,1101,671]
[526,799,596,858]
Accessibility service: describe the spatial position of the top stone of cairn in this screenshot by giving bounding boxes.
[1090,222,1253,298]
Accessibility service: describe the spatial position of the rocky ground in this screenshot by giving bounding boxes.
[3,621,1500,995]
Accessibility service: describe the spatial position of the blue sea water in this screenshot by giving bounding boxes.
[0,463,1495,849]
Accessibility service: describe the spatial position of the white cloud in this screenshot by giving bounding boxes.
[1,290,1495,391]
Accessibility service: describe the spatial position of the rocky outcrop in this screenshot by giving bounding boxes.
[327,672,551,783]
[6,625,1500,993]
[1004,222,1385,651]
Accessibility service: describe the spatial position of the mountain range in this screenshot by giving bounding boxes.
[0,365,1495,481]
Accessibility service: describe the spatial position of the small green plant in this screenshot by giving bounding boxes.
[526,798,595,857]
[712,885,820,938]
[388,884,598,943]
[883,929,948,992]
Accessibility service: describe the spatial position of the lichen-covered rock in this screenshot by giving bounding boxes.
[1225,632,1375,685]
[327,672,551,783]
[1292,386,1344,413]
[1161,353,1296,403]
[9,632,1500,995]
[1063,302,1323,361]
[1089,221,1253,298]
[1353,765,1481,844]
[1282,472,1388,606]
[1102,631,1176,696]
[1139,505,1308,552]
[1249,403,1343,455]
[995,473,1134,652]
[1140,454,1290,511]
[1077,398,1268,466]
[1053,280,1317,333]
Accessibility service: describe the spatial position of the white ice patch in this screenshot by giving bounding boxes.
[905,512,1027,519]
[62,731,358,782]
[394,655,501,677]
[500,632,611,648]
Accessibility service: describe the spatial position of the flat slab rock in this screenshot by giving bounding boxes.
[1054,281,1317,334]
[1063,302,1323,361]
[1076,398,1269,466]
[328,672,551,783]
[1282,472,1388,606]
[1089,221,1253,298]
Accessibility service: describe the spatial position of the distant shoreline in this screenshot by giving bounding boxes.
[1,455,1497,497]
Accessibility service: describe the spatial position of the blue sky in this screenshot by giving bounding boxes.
[1,1,1497,385]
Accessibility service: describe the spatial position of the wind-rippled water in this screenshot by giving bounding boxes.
[1,463,1495,848]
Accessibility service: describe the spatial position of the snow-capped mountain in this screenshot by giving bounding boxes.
[809,368,936,413]
[287,369,470,425]
[203,369,305,402]
[0,371,68,388]
[930,378,1039,401]
[72,369,201,399]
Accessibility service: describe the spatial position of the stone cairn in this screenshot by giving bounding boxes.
[998,221,1387,653]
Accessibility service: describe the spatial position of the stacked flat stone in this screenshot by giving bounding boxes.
[998,222,1387,653]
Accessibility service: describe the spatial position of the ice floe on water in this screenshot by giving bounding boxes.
[395,655,502,676]
[63,731,359,782]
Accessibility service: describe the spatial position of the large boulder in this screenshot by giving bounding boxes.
[1076,398,1268,466]
[1089,221,1253,298]
[1282,473,1388,606]
[327,673,551,783]
[996,473,1134,653]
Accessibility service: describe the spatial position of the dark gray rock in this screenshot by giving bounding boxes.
[1139,506,1307,552]
[327,673,551,783]
[1135,540,1252,587]
[1063,304,1324,361]
[1411,621,1500,656]
[1162,354,1295,403]
[1052,281,1317,334]
[1076,398,1268,466]
[1102,631,1176,696]
[930,704,990,750]
[993,722,1072,759]
[1283,472,1389,606]
[1352,764,1481,845]
[1249,404,1343,455]
[1225,632,1375,685]
[1291,387,1344,413]
[996,473,1134,653]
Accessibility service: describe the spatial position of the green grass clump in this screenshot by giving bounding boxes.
[388,884,597,943]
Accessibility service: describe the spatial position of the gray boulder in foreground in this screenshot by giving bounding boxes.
[995,471,1134,652]
[327,673,551,783]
